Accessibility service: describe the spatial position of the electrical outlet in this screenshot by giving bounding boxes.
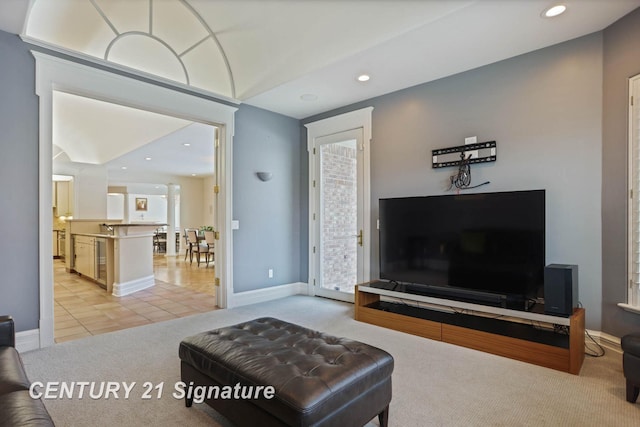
[268,269,273,278]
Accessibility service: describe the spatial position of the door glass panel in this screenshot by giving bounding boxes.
[320,139,358,293]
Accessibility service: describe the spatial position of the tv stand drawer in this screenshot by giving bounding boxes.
[356,303,442,340]
[442,324,571,372]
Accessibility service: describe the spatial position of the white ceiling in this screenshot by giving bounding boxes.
[3,0,639,119]
[243,0,640,119]
[1,0,639,179]
[52,91,217,178]
[54,91,188,165]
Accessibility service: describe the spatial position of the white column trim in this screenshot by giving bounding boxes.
[166,183,177,256]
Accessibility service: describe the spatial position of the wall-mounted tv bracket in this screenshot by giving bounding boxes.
[432,140,497,168]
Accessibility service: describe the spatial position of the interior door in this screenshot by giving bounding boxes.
[312,128,365,302]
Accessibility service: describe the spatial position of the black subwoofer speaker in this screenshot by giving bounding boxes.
[544,264,578,317]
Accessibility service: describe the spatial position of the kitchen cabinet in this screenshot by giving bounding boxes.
[53,181,73,217]
[72,234,107,289]
[73,235,94,280]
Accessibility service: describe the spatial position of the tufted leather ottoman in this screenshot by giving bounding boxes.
[179,317,394,426]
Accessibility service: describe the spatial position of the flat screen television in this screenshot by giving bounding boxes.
[379,190,545,309]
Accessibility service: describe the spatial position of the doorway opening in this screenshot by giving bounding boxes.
[36,51,236,348]
[51,91,221,342]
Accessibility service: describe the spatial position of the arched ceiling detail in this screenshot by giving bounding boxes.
[14,0,640,119]
[25,0,236,99]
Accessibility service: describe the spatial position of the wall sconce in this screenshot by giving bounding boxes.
[256,172,273,182]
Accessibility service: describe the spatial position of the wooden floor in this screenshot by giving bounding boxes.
[53,254,217,343]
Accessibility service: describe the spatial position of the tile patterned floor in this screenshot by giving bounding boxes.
[53,255,217,343]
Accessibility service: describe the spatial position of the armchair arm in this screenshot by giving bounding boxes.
[622,333,640,356]
[0,315,15,348]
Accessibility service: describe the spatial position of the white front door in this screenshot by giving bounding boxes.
[306,107,373,304]
[312,128,365,302]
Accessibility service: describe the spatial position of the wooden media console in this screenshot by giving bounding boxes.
[355,284,585,375]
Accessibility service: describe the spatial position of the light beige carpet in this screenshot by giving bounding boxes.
[21,295,640,426]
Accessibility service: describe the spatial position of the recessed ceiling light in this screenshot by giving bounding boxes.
[183,143,191,147]
[300,94,318,101]
[357,74,370,82]
[121,166,127,170]
[543,4,566,18]
[145,157,152,161]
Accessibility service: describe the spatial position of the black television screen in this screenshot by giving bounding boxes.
[379,190,545,307]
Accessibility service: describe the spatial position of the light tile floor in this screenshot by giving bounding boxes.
[53,255,217,343]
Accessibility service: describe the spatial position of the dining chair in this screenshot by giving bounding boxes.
[183,228,195,261]
[203,230,215,266]
[187,229,209,266]
[153,229,167,253]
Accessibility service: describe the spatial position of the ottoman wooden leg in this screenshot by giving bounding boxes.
[627,380,640,403]
[378,405,389,427]
[185,395,193,407]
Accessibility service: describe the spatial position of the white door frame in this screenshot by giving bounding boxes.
[313,129,364,302]
[305,107,373,300]
[34,51,237,348]
[627,74,640,308]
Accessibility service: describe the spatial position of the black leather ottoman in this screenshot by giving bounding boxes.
[179,317,394,426]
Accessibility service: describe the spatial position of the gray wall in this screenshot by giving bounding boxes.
[304,34,605,330]
[602,7,640,337]
[233,104,302,292]
[0,31,39,331]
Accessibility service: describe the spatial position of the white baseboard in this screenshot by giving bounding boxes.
[112,275,155,297]
[16,329,40,353]
[586,329,622,353]
[231,282,309,307]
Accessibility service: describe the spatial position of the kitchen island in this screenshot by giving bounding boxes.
[66,220,166,296]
